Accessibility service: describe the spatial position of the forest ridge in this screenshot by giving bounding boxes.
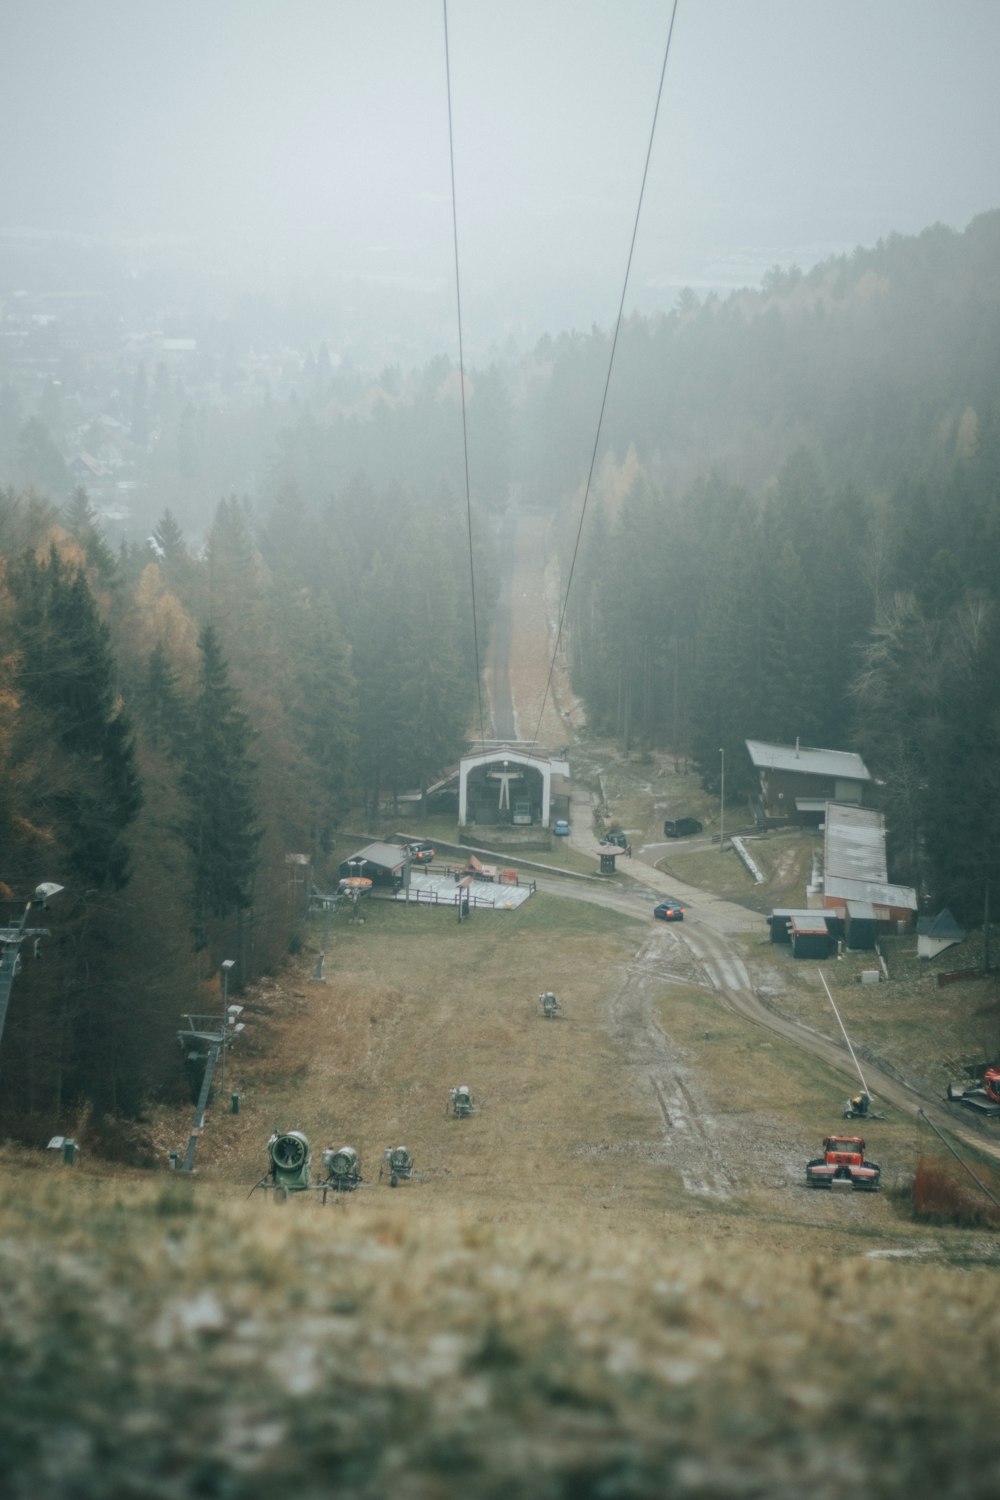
[2,210,999,1132]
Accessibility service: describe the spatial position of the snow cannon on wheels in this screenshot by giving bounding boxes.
[947,1065,1000,1117]
[321,1144,362,1193]
[250,1128,313,1201]
[806,1136,881,1192]
[379,1145,414,1187]
[843,1091,886,1121]
[539,991,560,1018]
[448,1084,475,1118]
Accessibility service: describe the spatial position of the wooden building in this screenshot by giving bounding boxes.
[745,739,871,826]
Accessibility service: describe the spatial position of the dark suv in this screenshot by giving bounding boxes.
[663,817,703,838]
[600,830,628,848]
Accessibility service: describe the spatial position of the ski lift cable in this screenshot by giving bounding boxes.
[818,968,873,1100]
[530,0,681,748]
[443,0,488,749]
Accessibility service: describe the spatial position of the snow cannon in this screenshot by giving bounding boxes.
[267,1129,312,1193]
[539,991,559,1017]
[321,1144,362,1191]
[380,1145,414,1186]
[449,1085,474,1118]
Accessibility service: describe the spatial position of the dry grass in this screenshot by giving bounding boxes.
[6,521,1000,1495]
[2,1161,1000,1499]
[5,883,1000,1496]
[913,1154,1000,1229]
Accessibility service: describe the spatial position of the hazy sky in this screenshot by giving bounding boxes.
[3,0,1000,348]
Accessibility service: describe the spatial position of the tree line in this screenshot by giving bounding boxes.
[0,478,487,1136]
[3,209,1000,1135]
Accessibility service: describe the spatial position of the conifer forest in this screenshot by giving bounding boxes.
[3,212,1000,1130]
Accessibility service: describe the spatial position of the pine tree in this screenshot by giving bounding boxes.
[135,642,189,753]
[9,546,141,889]
[180,624,260,946]
[63,485,117,583]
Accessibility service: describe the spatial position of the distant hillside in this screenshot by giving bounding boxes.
[517,210,1000,503]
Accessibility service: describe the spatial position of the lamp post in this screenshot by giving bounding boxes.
[719,748,725,851]
[219,960,236,1097]
[0,883,64,1054]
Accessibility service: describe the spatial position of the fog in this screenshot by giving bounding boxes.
[3,0,1000,358]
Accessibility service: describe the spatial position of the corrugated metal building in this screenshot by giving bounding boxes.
[821,803,917,929]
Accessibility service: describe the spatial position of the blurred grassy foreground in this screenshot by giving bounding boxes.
[1,1164,999,1500]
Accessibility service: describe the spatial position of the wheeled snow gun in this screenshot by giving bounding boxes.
[448,1085,475,1118]
[251,1128,313,1200]
[321,1144,362,1192]
[539,991,560,1018]
[379,1145,414,1186]
[806,1136,880,1192]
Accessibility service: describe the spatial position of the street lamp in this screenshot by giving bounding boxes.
[219,960,236,1097]
[0,883,64,1052]
[719,748,725,851]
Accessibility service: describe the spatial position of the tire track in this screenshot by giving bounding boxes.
[606,935,735,1199]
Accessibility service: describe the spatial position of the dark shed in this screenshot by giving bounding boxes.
[790,914,832,960]
[845,900,878,951]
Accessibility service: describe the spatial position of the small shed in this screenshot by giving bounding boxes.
[769,909,840,945]
[845,900,878,952]
[338,842,407,889]
[790,913,832,960]
[917,908,965,961]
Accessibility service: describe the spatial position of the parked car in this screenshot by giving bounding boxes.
[663,817,703,838]
[553,819,570,836]
[653,898,685,921]
[405,841,435,864]
[601,830,628,848]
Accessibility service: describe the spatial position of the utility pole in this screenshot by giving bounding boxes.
[309,889,337,982]
[719,747,725,851]
[177,981,244,1173]
[0,883,63,1054]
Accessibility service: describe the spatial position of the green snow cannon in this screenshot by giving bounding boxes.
[449,1084,474,1118]
[268,1129,312,1193]
[380,1145,414,1187]
[321,1144,361,1191]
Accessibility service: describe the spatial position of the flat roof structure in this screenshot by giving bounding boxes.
[824,803,887,882]
[822,803,917,914]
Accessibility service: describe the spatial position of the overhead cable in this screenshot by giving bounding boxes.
[443,0,488,749]
[531,0,681,746]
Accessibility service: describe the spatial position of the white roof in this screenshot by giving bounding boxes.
[824,802,887,882]
[746,740,871,782]
[824,876,918,911]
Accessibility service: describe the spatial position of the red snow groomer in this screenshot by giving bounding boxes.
[947,1065,1000,1117]
[806,1136,881,1192]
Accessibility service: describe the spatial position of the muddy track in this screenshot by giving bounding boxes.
[605,933,739,1199]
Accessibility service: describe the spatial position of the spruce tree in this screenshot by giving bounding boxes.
[180,623,260,945]
[10,546,141,889]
